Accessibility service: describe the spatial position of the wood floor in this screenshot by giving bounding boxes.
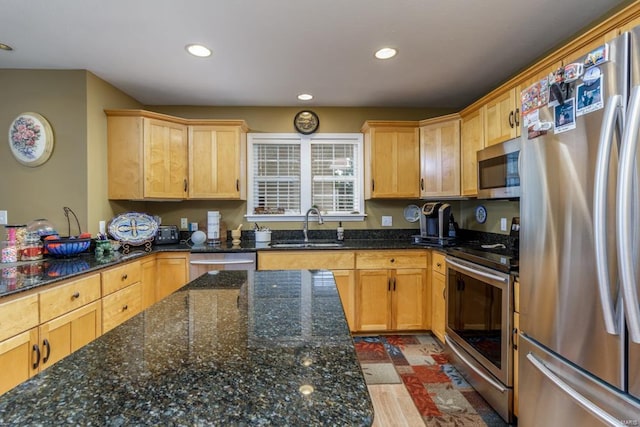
[368,384,425,427]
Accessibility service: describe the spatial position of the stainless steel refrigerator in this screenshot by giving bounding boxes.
[519,29,640,425]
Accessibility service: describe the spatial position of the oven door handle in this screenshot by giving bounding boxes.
[446,258,508,283]
[445,335,507,393]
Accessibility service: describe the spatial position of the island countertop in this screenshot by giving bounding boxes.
[0,270,373,426]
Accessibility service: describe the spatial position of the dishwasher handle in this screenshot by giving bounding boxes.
[190,260,255,266]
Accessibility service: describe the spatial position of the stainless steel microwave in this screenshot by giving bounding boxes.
[477,138,520,199]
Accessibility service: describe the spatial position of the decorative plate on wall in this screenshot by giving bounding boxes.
[8,112,54,167]
[108,212,158,245]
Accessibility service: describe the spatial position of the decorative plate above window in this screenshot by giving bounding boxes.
[293,110,319,134]
[8,112,54,167]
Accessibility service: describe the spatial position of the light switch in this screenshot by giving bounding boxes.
[180,217,188,230]
[500,217,507,231]
[0,210,7,225]
[382,216,392,227]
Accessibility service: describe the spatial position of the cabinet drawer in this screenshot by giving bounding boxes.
[355,251,427,270]
[0,293,39,342]
[102,282,142,333]
[259,251,355,270]
[432,251,447,275]
[39,274,101,323]
[101,260,142,295]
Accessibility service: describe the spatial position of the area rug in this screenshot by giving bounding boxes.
[353,334,508,427]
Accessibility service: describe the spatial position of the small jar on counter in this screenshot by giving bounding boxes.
[18,232,44,261]
[1,241,18,263]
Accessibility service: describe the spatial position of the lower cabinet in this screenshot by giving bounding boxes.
[0,327,38,395]
[430,251,447,342]
[156,252,189,301]
[513,276,520,417]
[141,255,158,310]
[355,250,429,332]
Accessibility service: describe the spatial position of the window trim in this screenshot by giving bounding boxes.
[246,132,366,222]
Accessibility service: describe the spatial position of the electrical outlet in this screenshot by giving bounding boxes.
[180,217,188,230]
[500,217,507,231]
[0,210,7,225]
[381,216,393,227]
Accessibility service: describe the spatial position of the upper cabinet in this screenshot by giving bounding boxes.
[460,107,485,197]
[105,110,248,201]
[362,121,420,199]
[188,123,248,200]
[419,114,461,198]
[483,87,520,146]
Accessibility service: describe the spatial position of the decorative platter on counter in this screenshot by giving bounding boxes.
[403,204,421,223]
[108,212,158,246]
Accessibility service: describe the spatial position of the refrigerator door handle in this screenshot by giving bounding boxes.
[618,85,640,343]
[594,94,623,335]
[526,352,625,427]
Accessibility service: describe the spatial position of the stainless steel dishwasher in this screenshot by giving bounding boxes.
[189,252,256,280]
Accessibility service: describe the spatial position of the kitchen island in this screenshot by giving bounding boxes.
[0,270,373,426]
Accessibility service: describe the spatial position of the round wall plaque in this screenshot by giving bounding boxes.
[8,112,54,167]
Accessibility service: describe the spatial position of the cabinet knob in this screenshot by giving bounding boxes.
[32,344,41,369]
[184,179,188,193]
[390,258,395,263]
[121,274,128,281]
[420,178,424,191]
[509,110,515,128]
[236,179,240,192]
[122,304,128,311]
[43,339,51,363]
[71,291,80,299]
[515,108,520,126]
[436,262,442,268]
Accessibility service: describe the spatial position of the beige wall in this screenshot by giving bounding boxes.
[0,70,88,233]
[453,199,520,235]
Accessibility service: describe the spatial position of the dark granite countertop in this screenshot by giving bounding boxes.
[0,270,373,426]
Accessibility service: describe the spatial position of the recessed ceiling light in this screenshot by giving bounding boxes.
[186,44,211,58]
[0,43,13,51]
[375,47,397,60]
[297,93,313,101]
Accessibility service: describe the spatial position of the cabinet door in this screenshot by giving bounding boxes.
[39,301,102,370]
[484,88,518,146]
[189,125,246,199]
[513,310,520,417]
[107,115,144,199]
[369,127,420,198]
[144,118,188,199]
[156,253,189,301]
[141,256,157,310]
[460,107,485,197]
[0,328,38,395]
[393,268,428,330]
[431,271,446,342]
[356,269,391,331]
[333,270,356,331]
[420,118,460,197]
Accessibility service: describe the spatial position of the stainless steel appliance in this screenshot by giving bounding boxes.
[476,138,521,199]
[155,225,180,245]
[445,245,517,423]
[519,30,640,425]
[189,252,256,280]
[418,202,452,245]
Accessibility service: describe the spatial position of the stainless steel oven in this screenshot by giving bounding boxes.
[445,255,514,423]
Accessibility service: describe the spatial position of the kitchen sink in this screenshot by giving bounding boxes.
[269,241,344,248]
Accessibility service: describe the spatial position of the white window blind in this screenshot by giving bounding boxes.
[247,133,365,222]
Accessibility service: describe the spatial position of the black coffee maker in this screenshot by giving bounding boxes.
[419,202,451,241]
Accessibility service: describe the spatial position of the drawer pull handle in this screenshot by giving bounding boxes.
[71,291,80,299]
[436,262,442,268]
[32,344,41,369]
[121,274,128,281]
[43,339,51,363]
[122,304,128,311]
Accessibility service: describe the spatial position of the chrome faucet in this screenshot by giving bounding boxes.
[303,207,324,242]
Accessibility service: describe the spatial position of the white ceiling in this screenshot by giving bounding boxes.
[0,0,629,109]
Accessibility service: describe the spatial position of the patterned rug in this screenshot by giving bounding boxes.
[353,334,508,427]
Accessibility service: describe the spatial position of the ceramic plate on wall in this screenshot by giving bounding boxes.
[108,212,158,245]
[403,204,421,222]
[8,112,54,167]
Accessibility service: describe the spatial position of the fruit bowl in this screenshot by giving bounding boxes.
[43,237,91,258]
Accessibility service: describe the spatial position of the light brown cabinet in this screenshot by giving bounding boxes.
[106,110,188,200]
[430,251,447,342]
[460,108,485,197]
[355,251,428,332]
[155,252,189,301]
[484,87,520,147]
[106,110,248,201]
[419,114,461,198]
[362,121,420,199]
[141,256,157,310]
[188,124,248,200]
